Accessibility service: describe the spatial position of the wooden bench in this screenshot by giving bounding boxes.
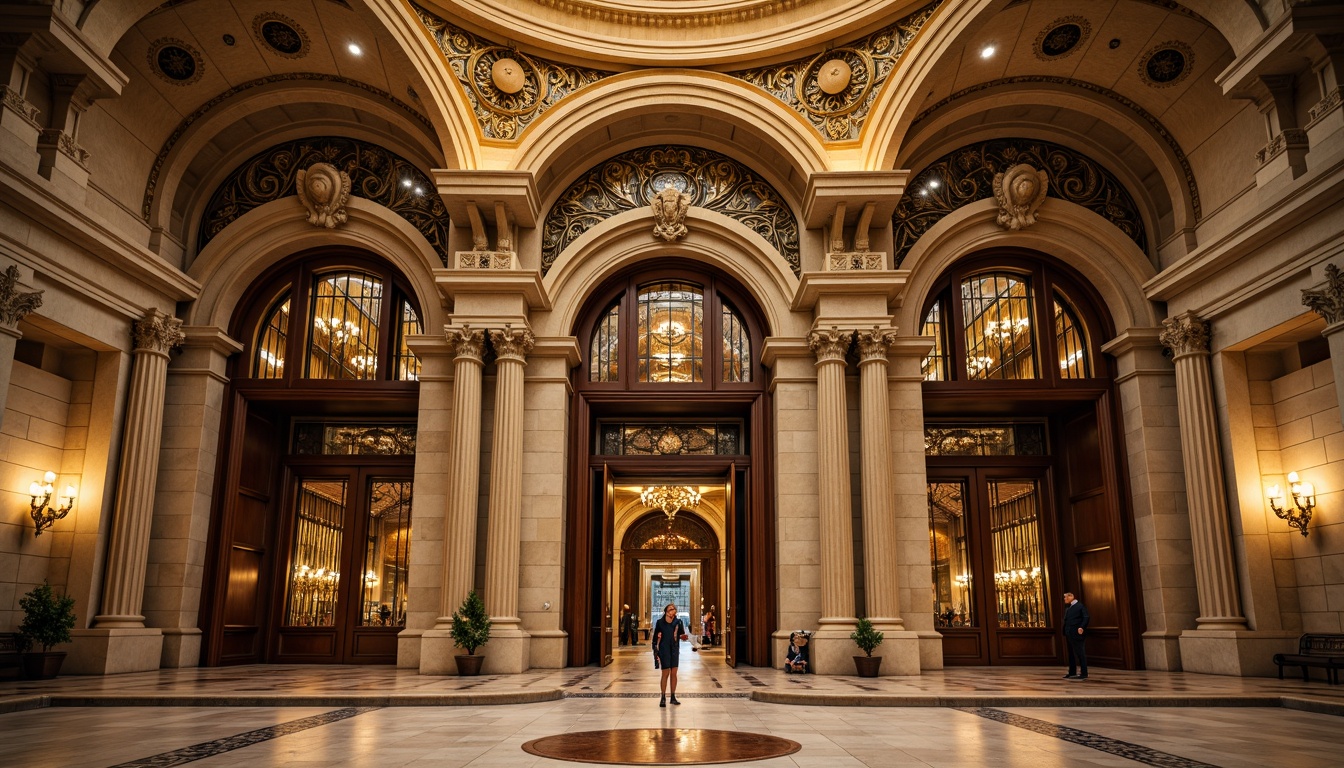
[0,632,21,680]
[1273,633,1344,684]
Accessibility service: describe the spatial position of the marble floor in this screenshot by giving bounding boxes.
[1,645,1341,767]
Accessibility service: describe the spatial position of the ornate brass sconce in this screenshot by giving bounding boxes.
[29,471,76,537]
[1266,471,1315,537]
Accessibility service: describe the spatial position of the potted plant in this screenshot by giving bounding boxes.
[450,590,491,676]
[850,617,883,678]
[18,581,76,679]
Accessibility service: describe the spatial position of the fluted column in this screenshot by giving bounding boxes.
[434,325,486,627]
[810,327,856,627]
[857,328,902,629]
[0,265,43,430]
[94,309,184,627]
[483,325,534,627]
[1160,314,1247,630]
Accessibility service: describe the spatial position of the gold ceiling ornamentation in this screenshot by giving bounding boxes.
[728,1,938,141]
[526,0,813,29]
[414,4,612,140]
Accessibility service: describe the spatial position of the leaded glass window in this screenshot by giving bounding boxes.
[722,303,750,383]
[293,423,417,455]
[1054,291,1091,379]
[598,422,743,455]
[637,282,704,383]
[254,289,290,378]
[962,272,1037,380]
[921,301,946,382]
[924,423,1046,456]
[988,479,1048,628]
[285,480,345,627]
[307,270,383,380]
[930,481,974,627]
[395,301,422,381]
[361,481,411,627]
[590,303,619,382]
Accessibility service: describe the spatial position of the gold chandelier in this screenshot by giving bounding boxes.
[640,485,702,521]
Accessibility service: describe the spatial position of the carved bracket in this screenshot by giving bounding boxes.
[1302,263,1344,326]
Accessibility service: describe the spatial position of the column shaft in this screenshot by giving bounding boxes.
[95,309,183,627]
[857,330,902,627]
[483,326,533,624]
[1161,315,1247,629]
[811,328,856,625]
[436,326,485,626]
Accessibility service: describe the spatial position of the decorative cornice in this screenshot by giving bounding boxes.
[855,327,897,363]
[1159,314,1209,358]
[808,327,852,363]
[1302,263,1344,326]
[0,265,43,328]
[133,309,186,354]
[489,325,536,361]
[1256,128,1309,167]
[413,3,612,140]
[912,75,1200,221]
[140,73,432,221]
[728,2,938,142]
[448,325,487,361]
[526,0,812,29]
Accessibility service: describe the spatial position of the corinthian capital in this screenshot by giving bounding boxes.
[808,327,852,363]
[132,309,185,353]
[1159,314,1210,358]
[1302,263,1344,326]
[856,327,898,363]
[489,324,535,361]
[0,265,43,328]
[447,324,486,360]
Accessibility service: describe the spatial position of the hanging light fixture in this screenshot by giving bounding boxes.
[640,485,702,521]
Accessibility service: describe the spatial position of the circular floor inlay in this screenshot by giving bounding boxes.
[521,728,802,765]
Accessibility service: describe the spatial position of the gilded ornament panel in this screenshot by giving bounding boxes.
[728,2,938,141]
[629,514,715,551]
[198,137,449,263]
[413,4,611,140]
[541,145,799,275]
[892,139,1146,266]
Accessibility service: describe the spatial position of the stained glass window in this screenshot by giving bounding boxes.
[254,289,290,378]
[924,423,1046,456]
[961,272,1037,380]
[590,303,619,382]
[1054,291,1091,379]
[722,303,750,382]
[293,423,417,455]
[598,422,743,455]
[306,270,383,380]
[395,301,422,381]
[637,282,703,383]
[285,480,346,627]
[921,301,946,382]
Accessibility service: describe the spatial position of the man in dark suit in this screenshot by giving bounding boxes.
[1062,591,1089,679]
[619,604,637,646]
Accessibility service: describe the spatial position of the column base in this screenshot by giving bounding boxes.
[1142,630,1183,671]
[527,629,567,669]
[1177,629,1299,677]
[809,624,858,675]
[916,630,944,670]
[865,629,921,676]
[159,628,201,668]
[65,628,163,675]
[418,629,462,675]
[398,629,423,669]
[481,626,532,674]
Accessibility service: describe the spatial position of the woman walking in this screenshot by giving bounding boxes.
[652,602,688,707]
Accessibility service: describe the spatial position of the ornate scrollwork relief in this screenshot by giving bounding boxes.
[1302,263,1344,326]
[0,265,43,328]
[133,309,186,354]
[413,4,611,140]
[198,137,449,264]
[1,85,40,126]
[1159,314,1210,358]
[650,185,691,242]
[891,138,1146,267]
[296,162,351,228]
[729,2,938,141]
[993,163,1048,230]
[541,145,800,276]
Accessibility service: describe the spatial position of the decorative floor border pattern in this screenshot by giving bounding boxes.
[565,692,751,699]
[956,707,1219,768]
[106,707,381,768]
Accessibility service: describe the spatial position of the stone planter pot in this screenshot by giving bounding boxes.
[853,655,882,678]
[455,653,485,676]
[22,651,66,680]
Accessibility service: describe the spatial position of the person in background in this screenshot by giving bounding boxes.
[701,607,715,646]
[1062,591,1089,680]
[652,602,688,706]
[619,604,637,646]
[784,631,809,673]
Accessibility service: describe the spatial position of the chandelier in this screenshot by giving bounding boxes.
[640,485,702,521]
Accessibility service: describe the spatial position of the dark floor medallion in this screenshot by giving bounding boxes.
[521,728,801,765]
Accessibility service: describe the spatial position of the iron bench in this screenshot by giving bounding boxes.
[1273,633,1344,684]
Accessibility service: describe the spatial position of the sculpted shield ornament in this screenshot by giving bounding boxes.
[296,162,352,228]
[650,185,692,242]
[993,163,1049,230]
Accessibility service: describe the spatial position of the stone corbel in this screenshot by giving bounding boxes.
[0,34,41,142]
[435,170,538,270]
[457,203,518,269]
[37,72,96,182]
[805,172,906,272]
[1250,75,1309,181]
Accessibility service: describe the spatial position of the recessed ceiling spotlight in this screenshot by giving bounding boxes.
[980,45,996,59]
[347,43,363,56]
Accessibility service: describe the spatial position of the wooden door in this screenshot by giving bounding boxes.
[345,476,412,663]
[273,473,355,662]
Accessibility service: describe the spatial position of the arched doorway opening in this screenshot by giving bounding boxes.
[565,259,775,668]
[920,249,1143,668]
[618,509,722,648]
[201,249,423,665]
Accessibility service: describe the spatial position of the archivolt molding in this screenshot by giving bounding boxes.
[896,198,1159,335]
[541,208,802,340]
[187,196,444,332]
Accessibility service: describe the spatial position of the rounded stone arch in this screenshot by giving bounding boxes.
[537,207,804,341]
[895,197,1160,338]
[617,508,722,555]
[186,196,445,335]
[512,71,831,203]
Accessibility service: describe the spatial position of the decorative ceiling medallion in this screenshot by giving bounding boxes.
[1139,41,1193,87]
[414,4,611,140]
[148,38,203,86]
[541,145,800,276]
[253,12,310,59]
[729,1,938,141]
[1034,17,1090,60]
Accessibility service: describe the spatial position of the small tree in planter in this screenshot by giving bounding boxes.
[18,581,76,679]
[850,617,884,677]
[450,590,491,675]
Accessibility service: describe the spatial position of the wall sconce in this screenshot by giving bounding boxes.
[1266,471,1314,537]
[29,471,76,537]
